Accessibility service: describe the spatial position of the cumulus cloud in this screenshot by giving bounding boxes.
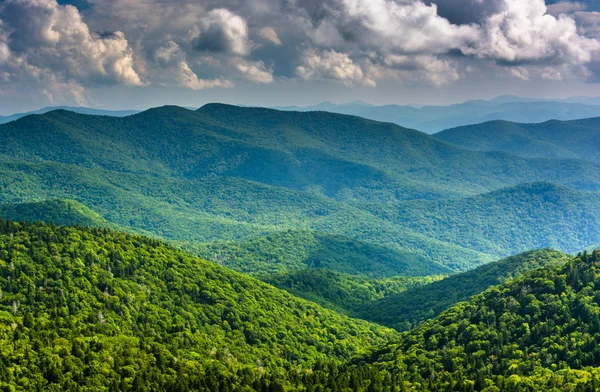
[1,0,600,104]
[0,0,143,102]
[467,0,600,66]
[296,49,375,86]
[547,1,588,16]
[177,61,233,89]
[232,58,274,84]
[191,8,251,56]
[258,27,281,45]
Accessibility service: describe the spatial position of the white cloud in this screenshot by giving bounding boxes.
[547,1,587,16]
[177,61,234,90]
[296,49,374,86]
[191,8,251,56]
[233,58,274,84]
[258,26,282,45]
[0,0,143,102]
[467,0,600,66]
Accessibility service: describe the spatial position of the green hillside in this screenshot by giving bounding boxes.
[1,106,600,273]
[356,250,600,390]
[0,199,110,228]
[193,230,452,277]
[366,182,600,258]
[357,249,570,330]
[435,117,600,163]
[0,219,396,391]
[264,269,443,315]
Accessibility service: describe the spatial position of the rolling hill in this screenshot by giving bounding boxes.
[355,250,600,390]
[364,182,600,258]
[357,249,570,330]
[0,106,140,125]
[1,105,600,272]
[0,199,112,228]
[0,219,396,390]
[435,117,600,163]
[193,229,452,277]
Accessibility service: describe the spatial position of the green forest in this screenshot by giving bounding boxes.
[1,106,600,391]
[3,220,600,390]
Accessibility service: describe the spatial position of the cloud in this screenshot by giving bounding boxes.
[0,0,143,102]
[177,61,234,90]
[233,58,274,84]
[296,48,374,86]
[2,0,600,105]
[547,2,588,16]
[258,26,281,45]
[191,8,251,56]
[467,0,600,67]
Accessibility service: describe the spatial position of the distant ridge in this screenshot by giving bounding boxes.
[0,106,141,124]
[435,117,600,163]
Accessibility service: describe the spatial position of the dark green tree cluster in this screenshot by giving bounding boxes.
[264,268,443,315]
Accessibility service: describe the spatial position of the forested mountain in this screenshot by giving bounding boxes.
[436,117,600,163]
[0,219,396,390]
[264,269,443,315]
[5,220,600,390]
[0,199,112,228]
[365,182,600,258]
[274,99,600,133]
[2,105,600,273]
[193,230,452,277]
[355,250,600,390]
[358,249,570,330]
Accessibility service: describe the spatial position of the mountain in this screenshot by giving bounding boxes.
[0,199,112,228]
[355,250,600,390]
[264,269,443,315]
[356,248,570,330]
[0,106,140,124]
[0,219,396,390]
[274,99,600,133]
[2,105,600,272]
[193,230,452,277]
[435,117,600,163]
[364,182,600,258]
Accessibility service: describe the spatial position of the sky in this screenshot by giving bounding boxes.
[0,0,600,114]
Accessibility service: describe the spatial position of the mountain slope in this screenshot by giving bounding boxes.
[0,106,140,124]
[264,269,443,315]
[365,182,600,258]
[2,106,600,272]
[358,250,600,390]
[0,199,111,228]
[194,230,452,277]
[0,219,396,390]
[357,249,570,330]
[435,117,600,163]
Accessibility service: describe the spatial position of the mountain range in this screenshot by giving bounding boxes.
[436,117,600,163]
[274,97,600,133]
[2,105,600,273]
[1,101,600,390]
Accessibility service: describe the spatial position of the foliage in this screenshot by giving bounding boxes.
[436,117,600,163]
[0,219,397,391]
[364,182,600,258]
[1,106,600,273]
[356,250,600,391]
[0,199,112,228]
[264,268,443,315]
[193,230,451,277]
[357,249,570,331]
